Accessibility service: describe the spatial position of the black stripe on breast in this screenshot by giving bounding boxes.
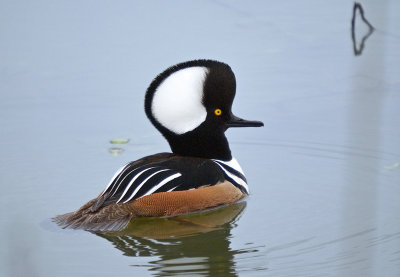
[213,161,247,183]
[212,161,249,194]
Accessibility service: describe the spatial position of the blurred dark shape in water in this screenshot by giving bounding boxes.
[351,2,374,56]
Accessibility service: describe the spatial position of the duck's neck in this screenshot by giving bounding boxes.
[168,132,232,161]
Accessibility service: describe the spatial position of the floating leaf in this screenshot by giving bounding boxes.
[110,138,130,144]
[384,162,400,170]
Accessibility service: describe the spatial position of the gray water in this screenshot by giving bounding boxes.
[1,1,399,276]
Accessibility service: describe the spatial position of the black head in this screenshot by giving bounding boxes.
[144,59,263,160]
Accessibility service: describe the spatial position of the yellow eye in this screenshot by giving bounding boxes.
[214,109,222,116]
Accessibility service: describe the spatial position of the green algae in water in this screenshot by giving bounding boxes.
[109,138,130,144]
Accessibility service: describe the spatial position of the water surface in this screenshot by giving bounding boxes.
[1,1,399,276]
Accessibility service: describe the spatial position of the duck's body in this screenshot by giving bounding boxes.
[54,60,263,232]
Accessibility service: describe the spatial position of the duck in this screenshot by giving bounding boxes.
[54,59,263,232]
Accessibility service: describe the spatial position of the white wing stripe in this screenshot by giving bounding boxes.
[167,186,178,192]
[140,173,182,198]
[214,163,249,194]
[116,167,155,202]
[100,164,129,196]
[121,169,170,203]
[110,166,146,197]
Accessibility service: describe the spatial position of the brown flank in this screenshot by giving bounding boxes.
[53,181,245,232]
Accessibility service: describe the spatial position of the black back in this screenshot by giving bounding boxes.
[91,153,248,212]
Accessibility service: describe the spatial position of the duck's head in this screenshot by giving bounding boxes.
[144,59,263,160]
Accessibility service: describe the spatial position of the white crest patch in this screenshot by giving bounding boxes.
[151,66,208,134]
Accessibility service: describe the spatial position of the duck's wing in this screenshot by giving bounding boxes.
[91,153,246,212]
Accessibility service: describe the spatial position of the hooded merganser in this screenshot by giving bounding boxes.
[54,59,263,232]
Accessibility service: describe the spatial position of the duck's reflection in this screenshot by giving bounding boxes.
[96,201,247,276]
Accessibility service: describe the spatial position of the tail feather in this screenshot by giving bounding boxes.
[53,199,133,232]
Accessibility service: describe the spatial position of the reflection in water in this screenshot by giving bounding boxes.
[351,2,374,56]
[108,147,124,156]
[343,2,387,275]
[96,202,250,276]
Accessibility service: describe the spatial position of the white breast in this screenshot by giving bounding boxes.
[212,158,249,194]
